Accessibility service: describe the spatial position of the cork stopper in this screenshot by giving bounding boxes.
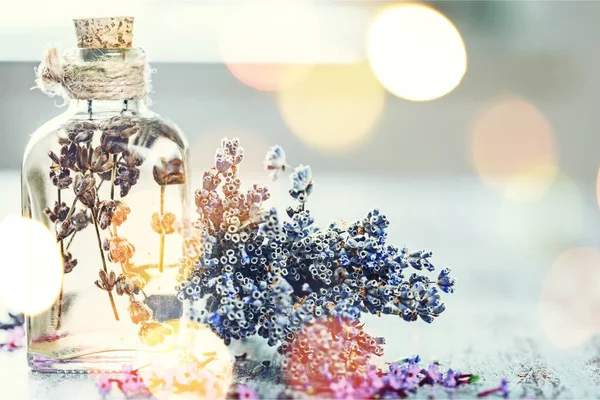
[73,17,134,49]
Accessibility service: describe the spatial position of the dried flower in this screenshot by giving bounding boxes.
[95,269,117,291]
[50,168,73,189]
[215,137,244,172]
[97,200,116,230]
[65,120,96,144]
[309,356,478,399]
[105,236,135,264]
[151,211,176,234]
[55,219,75,240]
[44,201,69,223]
[115,273,143,296]
[100,116,140,138]
[289,165,313,203]
[478,378,510,398]
[202,168,222,191]
[128,300,153,324]
[89,147,114,174]
[72,209,90,231]
[153,157,186,186]
[48,151,73,189]
[284,317,383,392]
[179,138,456,354]
[138,321,173,347]
[99,117,139,154]
[265,145,287,180]
[63,251,78,274]
[437,267,456,294]
[61,143,78,170]
[113,165,139,197]
[101,131,128,154]
[122,149,144,167]
[112,201,131,227]
[73,173,96,208]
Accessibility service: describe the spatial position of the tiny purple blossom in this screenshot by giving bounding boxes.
[477,378,510,398]
[425,363,443,383]
[443,369,460,387]
[404,362,422,389]
[499,378,510,398]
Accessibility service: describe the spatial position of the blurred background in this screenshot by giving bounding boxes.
[1,0,600,390]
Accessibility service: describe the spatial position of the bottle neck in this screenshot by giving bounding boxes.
[67,99,146,117]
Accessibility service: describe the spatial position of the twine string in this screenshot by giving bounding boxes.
[34,47,151,102]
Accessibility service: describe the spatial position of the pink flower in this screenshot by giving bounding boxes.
[237,384,259,400]
[95,374,112,396]
[4,326,25,351]
[330,379,355,400]
[120,365,150,398]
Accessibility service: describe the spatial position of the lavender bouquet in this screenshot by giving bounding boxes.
[175,138,455,388]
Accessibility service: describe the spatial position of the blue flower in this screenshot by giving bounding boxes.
[289,165,313,203]
[264,145,287,180]
[178,139,457,354]
[437,268,456,293]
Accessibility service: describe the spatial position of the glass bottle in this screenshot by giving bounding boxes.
[23,17,190,372]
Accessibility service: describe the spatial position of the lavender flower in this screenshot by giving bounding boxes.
[65,120,96,144]
[283,316,384,393]
[319,356,476,399]
[265,145,287,180]
[478,378,510,399]
[177,138,456,356]
[289,165,313,203]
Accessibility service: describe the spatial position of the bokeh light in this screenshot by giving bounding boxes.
[220,1,321,92]
[277,63,385,150]
[471,95,558,202]
[540,247,600,349]
[226,63,312,92]
[0,216,63,315]
[367,3,467,102]
[139,321,233,400]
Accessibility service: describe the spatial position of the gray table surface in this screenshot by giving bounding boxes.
[1,172,600,399]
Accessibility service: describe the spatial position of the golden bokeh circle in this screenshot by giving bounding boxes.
[277,63,385,151]
[367,3,467,102]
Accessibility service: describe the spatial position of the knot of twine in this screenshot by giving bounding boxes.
[34,48,152,102]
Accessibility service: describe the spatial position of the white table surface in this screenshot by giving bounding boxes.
[1,171,600,399]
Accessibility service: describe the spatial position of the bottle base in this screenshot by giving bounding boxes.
[27,350,148,373]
